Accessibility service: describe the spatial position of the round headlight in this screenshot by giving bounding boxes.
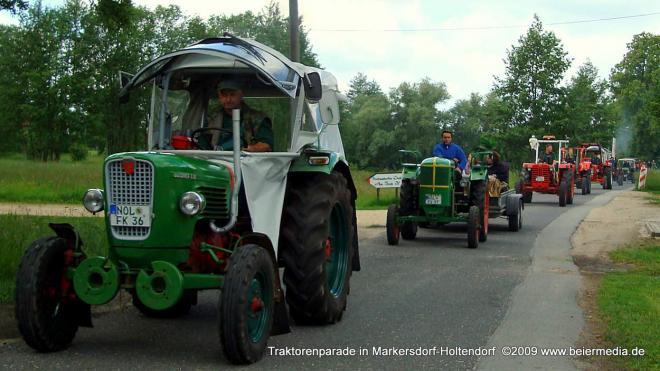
[179,192,205,216]
[83,189,104,213]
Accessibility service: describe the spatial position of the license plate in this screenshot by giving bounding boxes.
[425,194,442,205]
[109,205,151,227]
[535,176,545,182]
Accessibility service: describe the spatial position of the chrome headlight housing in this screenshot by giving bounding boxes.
[179,192,205,216]
[82,189,104,214]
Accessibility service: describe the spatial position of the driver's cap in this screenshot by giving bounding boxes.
[217,77,242,91]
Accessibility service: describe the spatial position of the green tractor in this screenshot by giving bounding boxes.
[386,151,522,249]
[14,35,360,364]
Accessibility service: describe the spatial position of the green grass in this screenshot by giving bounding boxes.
[0,153,521,210]
[598,241,660,370]
[0,215,108,303]
[0,153,103,204]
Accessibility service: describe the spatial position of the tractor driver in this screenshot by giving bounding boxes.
[210,78,274,152]
[542,144,554,165]
[432,130,467,170]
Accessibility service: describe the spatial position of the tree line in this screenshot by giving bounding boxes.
[0,0,318,160]
[0,4,658,168]
[342,16,659,169]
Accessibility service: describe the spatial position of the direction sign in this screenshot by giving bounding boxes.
[368,173,402,188]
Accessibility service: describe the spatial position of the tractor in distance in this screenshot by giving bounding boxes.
[515,135,575,207]
[386,150,522,249]
[574,143,613,193]
[14,34,360,365]
[616,158,637,185]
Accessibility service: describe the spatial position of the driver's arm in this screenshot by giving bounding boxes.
[246,117,274,152]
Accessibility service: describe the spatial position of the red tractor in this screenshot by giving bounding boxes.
[574,143,613,194]
[515,135,575,207]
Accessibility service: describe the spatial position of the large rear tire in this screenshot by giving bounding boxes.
[467,206,480,249]
[219,244,274,364]
[279,172,354,324]
[15,237,86,352]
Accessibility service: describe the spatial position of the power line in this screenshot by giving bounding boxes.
[309,11,660,32]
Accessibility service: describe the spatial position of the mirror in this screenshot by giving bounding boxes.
[304,72,322,102]
[119,71,134,89]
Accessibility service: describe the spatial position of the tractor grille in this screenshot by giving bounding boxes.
[105,159,154,240]
[197,186,229,220]
[531,166,550,184]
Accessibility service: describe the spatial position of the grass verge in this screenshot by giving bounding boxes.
[0,215,107,303]
[0,154,103,204]
[597,241,659,370]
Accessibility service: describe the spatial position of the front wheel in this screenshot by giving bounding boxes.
[467,206,480,249]
[559,180,568,207]
[219,244,275,364]
[581,176,588,195]
[386,204,400,245]
[400,221,417,240]
[15,237,87,352]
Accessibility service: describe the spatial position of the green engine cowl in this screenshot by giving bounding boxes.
[418,157,454,213]
[102,152,232,267]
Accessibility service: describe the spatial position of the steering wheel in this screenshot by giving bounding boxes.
[190,127,232,150]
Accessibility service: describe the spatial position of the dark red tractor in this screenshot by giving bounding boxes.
[574,143,613,194]
[515,135,575,207]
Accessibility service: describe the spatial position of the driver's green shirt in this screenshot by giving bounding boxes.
[217,104,274,150]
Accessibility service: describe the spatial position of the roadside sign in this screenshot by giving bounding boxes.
[639,165,647,189]
[368,173,402,188]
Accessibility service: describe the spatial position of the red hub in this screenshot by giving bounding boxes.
[250,296,264,313]
[324,238,332,260]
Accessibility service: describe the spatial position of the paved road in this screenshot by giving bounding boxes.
[0,185,626,370]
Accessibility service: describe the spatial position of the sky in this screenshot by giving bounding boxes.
[2,0,659,106]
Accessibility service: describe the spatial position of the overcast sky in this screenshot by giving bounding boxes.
[2,1,659,105]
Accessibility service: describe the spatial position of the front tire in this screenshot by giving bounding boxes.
[400,222,417,240]
[581,175,588,195]
[470,181,488,242]
[219,244,275,364]
[467,206,480,249]
[15,237,86,352]
[386,204,400,245]
[559,180,568,207]
[279,172,355,324]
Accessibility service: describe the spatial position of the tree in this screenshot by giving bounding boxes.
[389,78,450,159]
[0,0,27,14]
[610,32,660,160]
[439,93,485,152]
[563,61,616,146]
[493,15,571,165]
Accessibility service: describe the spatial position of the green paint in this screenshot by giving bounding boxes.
[289,151,342,174]
[72,256,120,305]
[135,260,184,310]
[182,273,224,290]
[246,272,271,343]
[326,202,349,298]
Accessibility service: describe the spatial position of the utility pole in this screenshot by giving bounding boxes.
[289,0,300,62]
